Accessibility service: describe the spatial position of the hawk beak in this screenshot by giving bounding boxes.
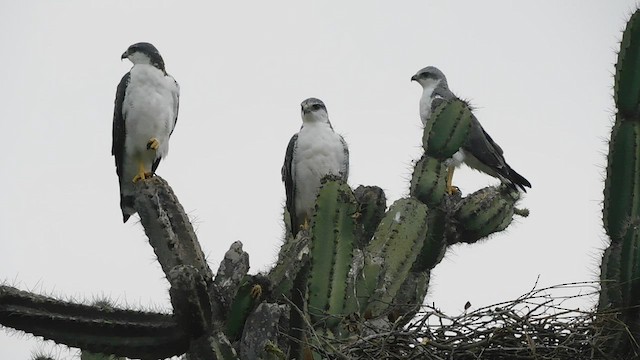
[410,75,417,82]
[121,51,128,60]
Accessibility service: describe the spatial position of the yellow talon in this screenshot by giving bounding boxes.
[147,138,160,150]
[132,161,147,183]
[300,217,310,231]
[446,166,459,195]
[250,284,263,300]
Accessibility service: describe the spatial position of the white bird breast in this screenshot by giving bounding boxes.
[123,65,178,162]
[293,122,347,219]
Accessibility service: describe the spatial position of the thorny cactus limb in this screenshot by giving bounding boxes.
[0,285,189,358]
[353,185,387,249]
[355,198,429,318]
[410,154,448,207]
[239,303,289,360]
[1,176,253,359]
[224,275,271,341]
[447,185,523,245]
[306,177,358,331]
[598,8,640,357]
[214,241,250,313]
[422,99,473,159]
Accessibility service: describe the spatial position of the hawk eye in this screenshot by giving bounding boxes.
[312,104,321,110]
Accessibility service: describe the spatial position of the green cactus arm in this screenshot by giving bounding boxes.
[423,98,473,159]
[410,154,448,207]
[354,185,387,248]
[603,119,640,240]
[224,275,270,340]
[307,177,358,329]
[357,198,429,318]
[0,285,189,358]
[615,9,640,118]
[134,177,214,283]
[450,186,522,244]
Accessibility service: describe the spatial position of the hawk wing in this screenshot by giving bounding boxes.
[463,116,531,191]
[169,76,180,135]
[112,72,130,179]
[282,133,298,232]
[152,75,180,173]
[339,135,349,180]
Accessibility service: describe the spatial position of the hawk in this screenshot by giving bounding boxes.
[112,42,180,222]
[411,66,531,193]
[282,98,349,235]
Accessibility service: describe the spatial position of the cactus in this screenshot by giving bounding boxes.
[353,185,387,248]
[598,8,640,357]
[450,185,521,244]
[422,98,474,159]
[410,154,448,207]
[355,198,429,317]
[306,177,358,330]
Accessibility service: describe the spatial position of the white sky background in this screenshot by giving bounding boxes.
[0,1,635,358]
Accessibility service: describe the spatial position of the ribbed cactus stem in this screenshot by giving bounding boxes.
[450,186,521,244]
[410,154,448,207]
[357,198,429,318]
[412,210,447,272]
[598,9,640,356]
[354,185,387,248]
[423,98,473,159]
[0,285,189,358]
[307,177,358,330]
[615,9,640,118]
[603,120,640,240]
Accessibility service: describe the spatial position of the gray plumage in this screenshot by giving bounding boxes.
[411,66,531,192]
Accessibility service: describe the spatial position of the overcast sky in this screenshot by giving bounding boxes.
[0,1,636,358]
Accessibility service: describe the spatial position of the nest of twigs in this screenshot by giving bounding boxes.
[304,281,636,360]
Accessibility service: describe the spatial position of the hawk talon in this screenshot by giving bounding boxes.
[250,284,263,300]
[446,186,460,195]
[299,217,310,231]
[147,138,160,150]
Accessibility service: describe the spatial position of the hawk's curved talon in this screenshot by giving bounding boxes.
[446,186,460,195]
[147,138,160,150]
[300,217,310,231]
[132,173,145,183]
[250,284,263,300]
[132,162,147,183]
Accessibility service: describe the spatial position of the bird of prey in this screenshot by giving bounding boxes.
[282,98,349,234]
[112,42,180,222]
[411,66,531,193]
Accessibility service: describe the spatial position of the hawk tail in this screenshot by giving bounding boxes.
[506,167,531,192]
[120,194,136,223]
